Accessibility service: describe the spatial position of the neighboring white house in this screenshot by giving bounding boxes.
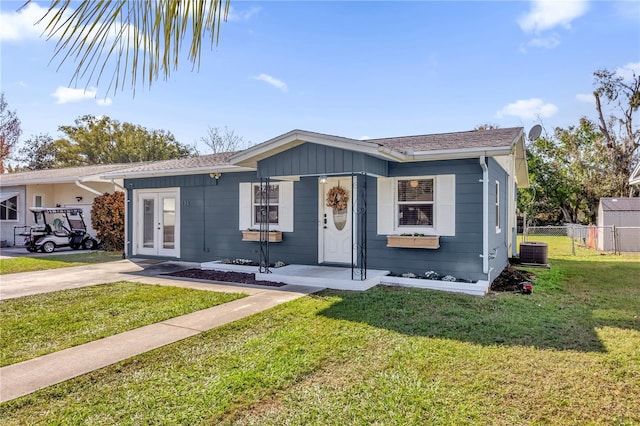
[0,164,129,246]
[630,162,640,189]
[596,197,640,252]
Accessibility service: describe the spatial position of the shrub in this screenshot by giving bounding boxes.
[91,192,125,252]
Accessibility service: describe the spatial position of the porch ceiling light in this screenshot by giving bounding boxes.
[320,175,327,184]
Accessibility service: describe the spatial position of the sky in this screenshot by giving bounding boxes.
[1,0,639,158]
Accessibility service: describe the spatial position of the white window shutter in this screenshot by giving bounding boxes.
[238,182,252,230]
[436,174,456,236]
[377,177,395,235]
[279,181,294,232]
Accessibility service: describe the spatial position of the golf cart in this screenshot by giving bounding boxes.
[23,207,98,253]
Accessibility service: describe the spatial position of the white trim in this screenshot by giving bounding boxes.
[377,175,455,236]
[495,180,501,233]
[102,164,254,180]
[239,181,294,232]
[33,193,45,208]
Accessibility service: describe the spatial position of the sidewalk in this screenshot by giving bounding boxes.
[0,261,321,402]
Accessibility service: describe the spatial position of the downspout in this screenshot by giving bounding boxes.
[480,156,489,276]
[75,180,103,196]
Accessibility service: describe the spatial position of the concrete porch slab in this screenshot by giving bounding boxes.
[200,261,389,291]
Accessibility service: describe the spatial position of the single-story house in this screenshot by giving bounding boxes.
[0,164,128,246]
[103,127,528,293]
[596,197,640,252]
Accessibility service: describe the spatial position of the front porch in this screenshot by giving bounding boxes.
[200,261,490,295]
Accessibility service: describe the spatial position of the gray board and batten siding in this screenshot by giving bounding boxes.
[256,142,388,178]
[125,146,510,282]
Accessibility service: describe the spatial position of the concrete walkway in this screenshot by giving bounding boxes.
[0,260,320,402]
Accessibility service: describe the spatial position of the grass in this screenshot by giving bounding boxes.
[0,282,247,366]
[0,251,124,274]
[1,247,638,424]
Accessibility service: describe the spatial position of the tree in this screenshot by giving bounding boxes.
[519,118,618,224]
[0,92,22,173]
[593,68,640,196]
[55,115,195,166]
[28,0,230,93]
[200,126,246,153]
[475,123,500,131]
[15,134,60,170]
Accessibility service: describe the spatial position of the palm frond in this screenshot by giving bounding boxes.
[25,0,229,94]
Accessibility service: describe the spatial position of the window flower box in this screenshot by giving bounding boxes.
[242,230,283,242]
[386,235,440,249]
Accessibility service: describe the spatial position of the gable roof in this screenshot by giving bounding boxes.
[230,127,524,165]
[229,127,528,186]
[0,163,135,186]
[97,127,526,184]
[599,197,640,212]
[372,127,523,153]
[103,152,253,179]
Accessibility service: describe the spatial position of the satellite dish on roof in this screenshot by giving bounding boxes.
[528,124,542,142]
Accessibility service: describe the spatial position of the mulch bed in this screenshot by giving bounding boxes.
[490,265,535,292]
[165,269,286,287]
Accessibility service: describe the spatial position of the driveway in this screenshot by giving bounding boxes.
[0,245,101,259]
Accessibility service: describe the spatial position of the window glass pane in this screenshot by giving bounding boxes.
[398,180,433,202]
[254,206,279,224]
[398,204,433,226]
[143,199,155,248]
[35,195,43,207]
[1,196,18,220]
[254,184,279,204]
[163,198,175,249]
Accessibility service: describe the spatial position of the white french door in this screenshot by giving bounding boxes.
[136,189,180,257]
[319,177,354,264]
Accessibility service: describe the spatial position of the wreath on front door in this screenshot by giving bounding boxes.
[326,185,349,211]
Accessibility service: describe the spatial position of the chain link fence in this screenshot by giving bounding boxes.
[522,224,640,255]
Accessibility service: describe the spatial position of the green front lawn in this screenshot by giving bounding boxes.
[0,252,124,274]
[2,252,638,424]
[0,282,247,366]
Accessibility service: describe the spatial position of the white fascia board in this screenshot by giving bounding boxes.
[1,176,79,186]
[408,146,513,161]
[101,165,254,180]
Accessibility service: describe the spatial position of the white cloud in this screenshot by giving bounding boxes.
[497,98,559,120]
[359,136,371,140]
[51,86,111,106]
[576,93,595,104]
[527,34,560,49]
[227,6,261,22]
[0,2,50,41]
[96,97,113,106]
[252,74,288,92]
[616,62,640,82]
[518,0,589,33]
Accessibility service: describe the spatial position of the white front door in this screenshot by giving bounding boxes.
[320,177,353,264]
[136,190,180,257]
